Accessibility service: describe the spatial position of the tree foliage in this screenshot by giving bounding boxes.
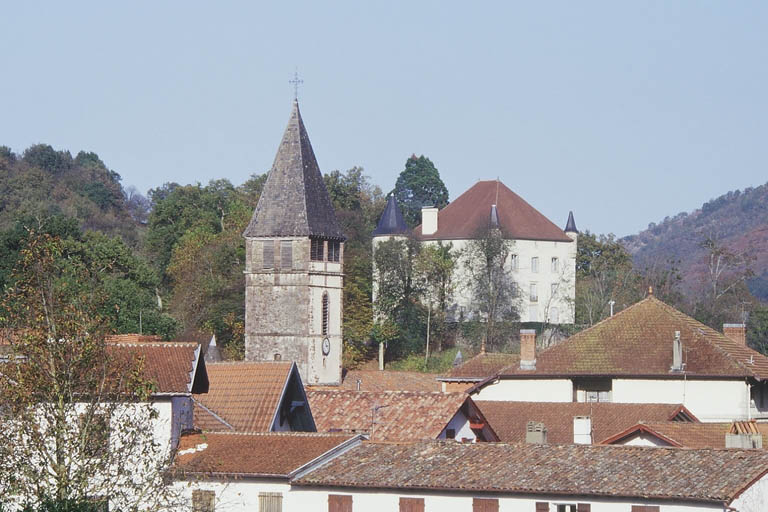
[0,233,178,510]
[392,155,449,227]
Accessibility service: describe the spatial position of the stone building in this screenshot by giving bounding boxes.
[243,100,345,385]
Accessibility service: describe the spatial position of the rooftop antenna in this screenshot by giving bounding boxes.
[289,69,303,101]
[608,300,615,317]
[495,177,500,205]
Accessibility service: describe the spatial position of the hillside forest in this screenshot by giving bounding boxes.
[1,144,767,367]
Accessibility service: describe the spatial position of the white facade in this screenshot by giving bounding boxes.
[472,378,573,402]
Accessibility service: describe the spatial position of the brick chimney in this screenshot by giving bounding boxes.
[723,323,746,345]
[520,329,536,370]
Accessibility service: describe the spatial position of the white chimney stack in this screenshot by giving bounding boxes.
[421,206,438,235]
[573,416,592,444]
[671,331,683,372]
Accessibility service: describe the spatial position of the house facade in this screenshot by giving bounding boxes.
[372,180,577,324]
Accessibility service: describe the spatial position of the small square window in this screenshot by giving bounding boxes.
[445,428,456,439]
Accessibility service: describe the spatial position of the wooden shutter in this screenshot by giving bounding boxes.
[399,497,425,512]
[328,494,352,512]
[473,498,499,512]
[631,507,659,512]
[280,240,292,269]
[535,503,549,512]
[262,240,274,268]
[577,505,591,512]
[258,492,282,512]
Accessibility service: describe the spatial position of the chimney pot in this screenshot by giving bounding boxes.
[421,206,439,235]
[525,421,547,444]
[723,323,747,346]
[520,329,536,370]
[671,330,683,372]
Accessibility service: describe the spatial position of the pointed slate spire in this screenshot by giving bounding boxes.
[373,195,409,236]
[243,101,345,240]
[490,204,500,229]
[564,211,578,233]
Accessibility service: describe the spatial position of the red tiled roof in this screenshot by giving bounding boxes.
[442,353,520,380]
[602,421,768,448]
[498,296,768,379]
[109,342,202,395]
[475,401,696,444]
[193,361,293,432]
[306,390,469,442]
[174,432,356,477]
[414,180,572,242]
[309,369,441,392]
[293,440,768,503]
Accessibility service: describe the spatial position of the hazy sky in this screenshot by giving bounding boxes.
[2,2,767,236]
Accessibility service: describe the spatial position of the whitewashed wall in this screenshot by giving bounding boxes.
[173,479,291,512]
[731,471,768,511]
[613,379,750,422]
[472,379,573,401]
[611,431,674,447]
[437,410,476,442]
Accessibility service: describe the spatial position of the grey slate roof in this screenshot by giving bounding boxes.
[564,210,577,233]
[243,101,345,240]
[372,195,409,236]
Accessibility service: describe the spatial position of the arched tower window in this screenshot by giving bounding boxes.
[322,292,329,336]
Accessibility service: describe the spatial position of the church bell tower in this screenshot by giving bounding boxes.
[243,100,345,385]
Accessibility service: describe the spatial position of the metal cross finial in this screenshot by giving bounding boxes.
[289,70,303,100]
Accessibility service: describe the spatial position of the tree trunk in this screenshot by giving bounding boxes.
[378,342,385,371]
[425,307,431,365]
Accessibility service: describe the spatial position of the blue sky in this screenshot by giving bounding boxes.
[1,2,766,236]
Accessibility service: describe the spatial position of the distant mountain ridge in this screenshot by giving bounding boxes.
[622,182,768,301]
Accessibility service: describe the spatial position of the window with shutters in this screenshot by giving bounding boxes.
[472,498,499,512]
[535,503,549,512]
[328,494,352,512]
[556,505,576,512]
[192,490,215,512]
[280,241,292,269]
[262,241,274,269]
[631,507,659,512]
[399,498,424,512]
[328,240,340,262]
[258,492,282,512]
[322,292,329,336]
[311,238,324,261]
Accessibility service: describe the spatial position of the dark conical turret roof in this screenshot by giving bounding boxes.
[373,195,409,236]
[564,211,578,233]
[243,101,345,240]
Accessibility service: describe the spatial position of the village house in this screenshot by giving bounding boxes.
[372,181,578,324]
[601,419,768,449]
[307,390,497,442]
[193,361,314,433]
[466,295,768,422]
[474,400,697,445]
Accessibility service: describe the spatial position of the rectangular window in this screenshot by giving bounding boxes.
[262,240,274,269]
[530,283,538,302]
[473,498,499,512]
[79,413,110,458]
[399,498,424,512]
[445,428,456,439]
[551,283,558,296]
[328,495,352,512]
[192,490,215,512]
[551,257,559,273]
[529,305,538,322]
[510,254,518,270]
[549,307,559,324]
[310,239,324,261]
[328,240,340,262]
[556,506,576,512]
[531,256,539,273]
[258,492,282,512]
[280,241,292,269]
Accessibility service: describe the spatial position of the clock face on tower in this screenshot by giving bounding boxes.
[322,337,331,356]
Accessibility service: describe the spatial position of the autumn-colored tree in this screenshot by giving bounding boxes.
[0,233,178,510]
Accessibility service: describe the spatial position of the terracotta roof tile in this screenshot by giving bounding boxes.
[193,361,293,432]
[109,342,202,395]
[475,401,695,444]
[309,369,440,392]
[499,296,768,379]
[602,421,768,448]
[174,432,355,477]
[294,441,768,503]
[307,390,469,441]
[414,180,572,242]
[442,353,520,380]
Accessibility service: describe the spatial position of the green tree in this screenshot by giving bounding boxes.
[414,242,455,357]
[0,233,178,510]
[392,155,449,227]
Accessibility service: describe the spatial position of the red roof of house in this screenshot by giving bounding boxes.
[109,341,204,395]
[309,369,441,392]
[307,390,474,442]
[601,420,768,448]
[414,180,572,242]
[293,440,768,503]
[475,401,696,444]
[494,296,768,380]
[174,432,356,478]
[193,361,294,432]
[442,352,520,381]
